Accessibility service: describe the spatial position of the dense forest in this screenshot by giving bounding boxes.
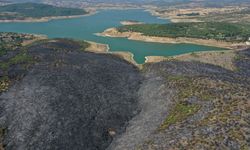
[0,3,87,20]
[117,22,250,42]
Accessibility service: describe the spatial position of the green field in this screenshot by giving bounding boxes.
[117,22,250,42]
[0,3,87,20]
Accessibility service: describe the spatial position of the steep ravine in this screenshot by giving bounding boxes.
[0,39,249,149]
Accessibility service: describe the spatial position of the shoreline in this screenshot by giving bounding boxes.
[87,35,245,70]
[144,49,246,70]
[9,33,249,70]
[97,28,246,49]
[21,34,48,46]
[120,20,144,25]
[85,40,138,66]
[0,10,97,23]
[85,40,109,53]
[109,51,138,66]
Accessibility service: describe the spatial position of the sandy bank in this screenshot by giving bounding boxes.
[0,10,96,23]
[120,20,144,25]
[21,34,48,46]
[110,51,139,67]
[98,28,245,49]
[85,41,138,66]
[85,41,109,53]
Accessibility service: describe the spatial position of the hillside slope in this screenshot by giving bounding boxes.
[0,34,249,149]
[0,3,87,20]
[0,38,142,149]
[109,49,250,149]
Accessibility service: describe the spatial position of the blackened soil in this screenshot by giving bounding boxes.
[0,38,249,150]
[0,39,142,150]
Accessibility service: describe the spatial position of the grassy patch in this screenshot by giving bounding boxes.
[158,75,218,131]
[166,74,186,82]
[9,53,33,65]
[234,55,242,61]
[159,102,200,131]
[166,75,215,101]
[228,128,245,142]
[0,52,33,71]
[178,84,215,101]
[155,69,249,147]
[0,63,9,71]
[0,48,7,57]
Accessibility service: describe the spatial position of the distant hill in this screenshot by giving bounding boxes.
[0,3,87,20]
[9,0,42,2]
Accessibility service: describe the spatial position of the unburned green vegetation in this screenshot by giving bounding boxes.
[0,32,36,54]
[0,32,41,93]
[0,32,37,72]
[0,52,34,71]
[0,3,87,20]
[159,101,200,131]
[166,75,215,101]
[157,75,214,131]
[117,22,250,42]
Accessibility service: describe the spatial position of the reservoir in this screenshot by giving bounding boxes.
[0,9,225,64]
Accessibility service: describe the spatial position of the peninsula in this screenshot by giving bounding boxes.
[98,22,249,49]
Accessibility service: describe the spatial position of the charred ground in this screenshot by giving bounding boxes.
[0,34,249,150]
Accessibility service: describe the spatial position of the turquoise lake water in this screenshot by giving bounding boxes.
[0,9,225,64]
